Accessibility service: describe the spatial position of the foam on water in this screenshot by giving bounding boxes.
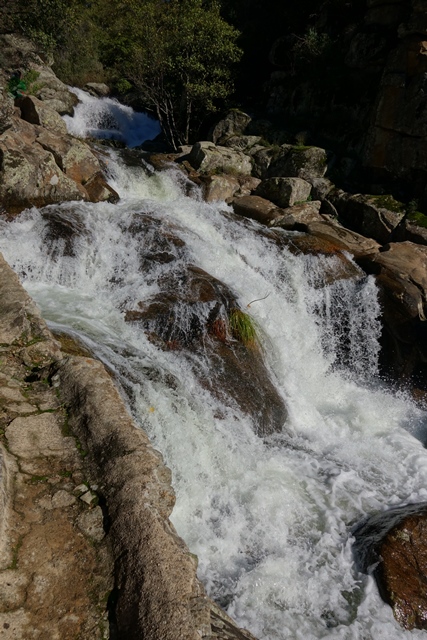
[63,88,161,147]
[2,126,427,639]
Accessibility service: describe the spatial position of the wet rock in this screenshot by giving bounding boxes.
[305,218,381,258]
[83,171,120,203]
[357,241,427,382]
[125,264,287,436]
[353,503,427,630]
[188,141,252,176]
[255,177,312,208]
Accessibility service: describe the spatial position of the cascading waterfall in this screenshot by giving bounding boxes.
[1,95,427,640]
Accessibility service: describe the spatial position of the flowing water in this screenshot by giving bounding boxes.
[2,94,427,639]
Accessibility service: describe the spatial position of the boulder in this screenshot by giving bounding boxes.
[187,141,252,176]
[36,129,101,184]
[305,218,381,258]
[393,214,427,246]
[357,242,427,381]
[120,217,288,437]
[0,88,13,134]
[271,200,322,230]
[255,177,312,208]
[84,172,120,204]
[210,110,252,144]
[232,195,282,225]
[222,134,262,154]
[267,144,329,181]
[353,503,427,631]
[200,174,241,202]
[26,65,79,115]
[330,192,406,244]
[17,95,68,135]
[84,82,110,97]
[251,146,279,179]
[310,177,335,200]
[0,128,85,213]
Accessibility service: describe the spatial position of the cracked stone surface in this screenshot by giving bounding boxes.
[0,254,113,640]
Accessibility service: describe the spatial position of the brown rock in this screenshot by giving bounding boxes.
[305,218,381,258]
[17,95,68,135]
[357,242,427,381]
[330,192,405,244]
[125,263,287,436]
[201,174,241,202]
[271,200,322,230]
[232,194,282,225]
[353,504,427,630]
[83,171,120,203]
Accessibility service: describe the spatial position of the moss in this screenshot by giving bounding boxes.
[407,210,427,229]
[28,474,49,484]
[369,195,405,213]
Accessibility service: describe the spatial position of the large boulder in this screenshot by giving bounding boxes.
[232,194,283,226]
[187,141,252,176]
[125,262,288,437]
[0,128,85,213]
[271,200,322,230]
[210,110,252,145]
[267,144,329,181]
[17,95,68,136]
[330,191,406,244]
[0,116,118,213]
[357,241,427,382]
[305,218,381,258]
[353,503,427,631]
[255,176,312,208]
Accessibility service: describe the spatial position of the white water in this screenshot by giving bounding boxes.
[1,101,427,639]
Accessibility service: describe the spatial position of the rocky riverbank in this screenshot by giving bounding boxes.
[0,257,258,640]
[2,31,427,635]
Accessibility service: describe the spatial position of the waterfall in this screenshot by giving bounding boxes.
[1,96,427,640]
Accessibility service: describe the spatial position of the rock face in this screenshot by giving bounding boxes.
[353,503,427,631]
[330,192,406,244]
[357,242,427,381]
[0,35,118,213]
[0,251,257,640]
[125,260,288,437]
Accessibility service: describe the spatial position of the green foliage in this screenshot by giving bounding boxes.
[229,308,258,348]
[293,27,332,61]
[96,0,242,148]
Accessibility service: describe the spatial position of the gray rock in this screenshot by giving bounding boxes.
[84,82,110,97]
[210,110,252,144]
[77,507,105,543]
[188,141,252,176]
[255,177,312,208]
[267,145,328,181]
[17,95,68,135]
[51,490,77,509]
[330,192,406,244]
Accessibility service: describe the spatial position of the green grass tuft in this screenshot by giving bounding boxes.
[229,308,259,348]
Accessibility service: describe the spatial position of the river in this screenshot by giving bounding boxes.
[1,93,427,639]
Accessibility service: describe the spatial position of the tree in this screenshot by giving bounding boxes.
[99,0,242,149]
